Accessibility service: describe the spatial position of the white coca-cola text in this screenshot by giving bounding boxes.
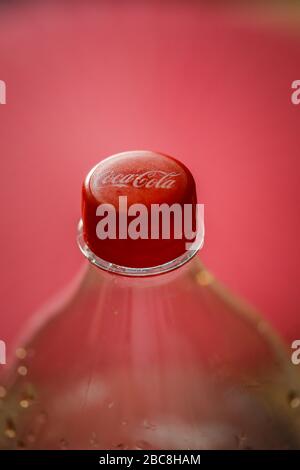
[96,170,180,189]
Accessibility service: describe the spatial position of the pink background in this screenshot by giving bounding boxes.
[0,2,299,348]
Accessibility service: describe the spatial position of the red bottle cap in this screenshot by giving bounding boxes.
[80,151,201,273]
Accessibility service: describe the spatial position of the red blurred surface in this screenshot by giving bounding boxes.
[0,2,299,347]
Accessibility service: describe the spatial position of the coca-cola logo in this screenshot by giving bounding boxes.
[95,170,180,189]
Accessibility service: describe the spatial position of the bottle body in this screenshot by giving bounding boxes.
[1,257,300,450]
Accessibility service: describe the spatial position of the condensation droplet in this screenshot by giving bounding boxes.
[5,428,16,439]
[60,438,69,450]
[90,432,99,447]
[17,365,28,376]
[114,443,128,450]
[17,440,26,449]
[196,270,214,286]
[113,310,119,316]
[108,401,114,409]
[19,399,30,409]
[20,390,34,408]
[134,440,149,450]
[143,419,156,430]
[4,420,16,439]
[288,391,300,409]
[16,348,27,360]
[235,432,247,449]
[121,420,128,426]
[0,385,7,398]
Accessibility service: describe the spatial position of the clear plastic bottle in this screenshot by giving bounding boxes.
[0,151,299,450]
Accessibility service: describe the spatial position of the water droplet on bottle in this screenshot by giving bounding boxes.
[121,420,128,426]
[134,440,149,450]
[108,401,114,409]
[143,419,156,430]
[114,443,128,450]
[17,365,28,376]
[4,420,16,439]
[20,390,34,408]
[16,348,27,360]
[196,270,214,286]
[235,432,247,449]
[19,399,30,409]
[0,385,7,398]
[113,310,119,316]
[288,391,300,409]
[5,428,16,439]
[90,432,99,447]
[17,440,26,449]
[60,438,69,450]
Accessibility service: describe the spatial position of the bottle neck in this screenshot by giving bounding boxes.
[77,219,201,278]
[81,254,202,291]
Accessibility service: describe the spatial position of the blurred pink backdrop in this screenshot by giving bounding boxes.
[0,2,299,348]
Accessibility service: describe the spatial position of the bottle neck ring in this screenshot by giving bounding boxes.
[77,219,200,277]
